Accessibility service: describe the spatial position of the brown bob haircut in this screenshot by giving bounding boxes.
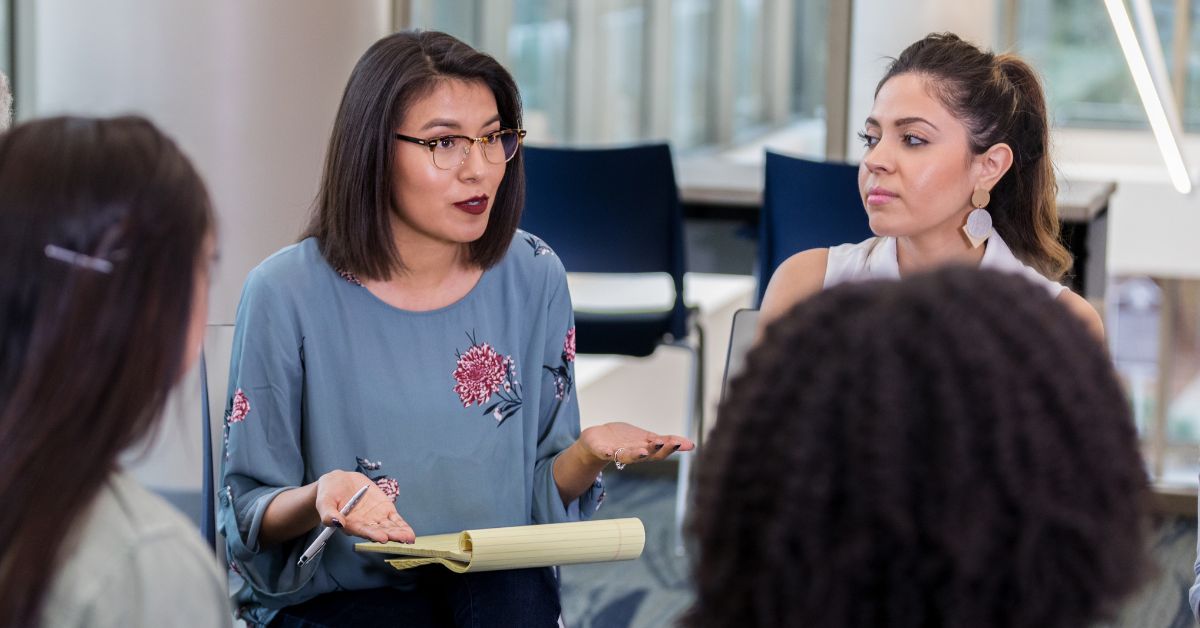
[305,30,525,280]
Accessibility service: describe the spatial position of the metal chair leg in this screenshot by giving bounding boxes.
[671,317,705,555]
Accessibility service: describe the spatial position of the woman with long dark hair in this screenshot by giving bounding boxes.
[220,30,691,626]
[759,33,1102,339]
[0,116,227,626]
[690,267,1149,628]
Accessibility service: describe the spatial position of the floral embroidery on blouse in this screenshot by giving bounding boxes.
[544,326,576,401]
[356,456,399,503]
[525,235,553,257]
[594,471,606,510]
[336,268,363,287]
[452,331,523,425]
[222,388,251,459]
[229,389,250,423]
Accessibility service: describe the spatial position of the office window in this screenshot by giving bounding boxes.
[594,0,646,144]
[792,0,828,120]
[1186,2,1200,128]
[509,0,571,143]
[671,0,714,148]
[1014,0,1188,130]
[0,0,10,85]
[732,0,766,137]
[409,0,480,45]
[404,1,840,151]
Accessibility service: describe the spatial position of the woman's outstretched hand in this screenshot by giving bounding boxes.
[314,470,415,544]
[579,421,695,467]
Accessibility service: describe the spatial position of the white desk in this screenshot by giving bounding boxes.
[569,272,756,438]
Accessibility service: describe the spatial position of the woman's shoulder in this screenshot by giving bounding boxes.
[496,229,568,287]
[759,247,830,328]
[1056,288,1105,340]
[247,237,328,288]
[42,472,230,627]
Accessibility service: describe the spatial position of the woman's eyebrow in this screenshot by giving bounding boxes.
[894,116,939,130]
[418,114,503,132]
[419,118,461,131]
[863,116,939,131]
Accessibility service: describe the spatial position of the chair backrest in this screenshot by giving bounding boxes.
[200,323,236,561]
[721,308,760,401]
[521,143,689,340]
[758,151,872,304]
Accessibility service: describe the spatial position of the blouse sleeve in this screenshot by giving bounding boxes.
[216,268,320,603]
[530,261,605,524]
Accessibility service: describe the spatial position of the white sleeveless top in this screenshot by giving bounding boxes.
[823,234,1066,298]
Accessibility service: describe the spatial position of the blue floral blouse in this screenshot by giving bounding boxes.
[217,232,603,624]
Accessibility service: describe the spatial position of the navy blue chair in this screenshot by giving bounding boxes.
[522,144,692,358]
[521,143,703,552]
[757,151,873,304]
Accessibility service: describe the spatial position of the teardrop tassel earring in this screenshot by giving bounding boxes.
[963,188,993,248]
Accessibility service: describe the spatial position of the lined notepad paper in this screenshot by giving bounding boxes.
[355,518,645,573]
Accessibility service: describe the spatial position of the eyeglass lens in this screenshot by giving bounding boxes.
[431,132,521,169]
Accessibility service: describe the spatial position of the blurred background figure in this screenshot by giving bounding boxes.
[0,116,229,627]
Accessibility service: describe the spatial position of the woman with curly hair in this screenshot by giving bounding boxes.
[688,267,1148,628]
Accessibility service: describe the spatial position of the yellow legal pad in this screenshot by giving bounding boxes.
[354,518,645,573]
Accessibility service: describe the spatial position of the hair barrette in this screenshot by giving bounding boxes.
[44,244,115,274]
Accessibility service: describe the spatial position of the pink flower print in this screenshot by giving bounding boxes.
[454,331,524,425]
[229,389,250,423]
[544,329,576,402]
[453,342,508,407]
[375,477,400,502]
[563,327,576,362]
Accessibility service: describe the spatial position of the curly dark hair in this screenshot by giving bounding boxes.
[686,267,1149,628]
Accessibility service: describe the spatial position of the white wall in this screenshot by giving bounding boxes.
[25,0,392,325]
[23,0,392,490]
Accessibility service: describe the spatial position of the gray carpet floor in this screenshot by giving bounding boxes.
[561,463,1199,628]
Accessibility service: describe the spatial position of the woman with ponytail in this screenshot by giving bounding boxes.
[0,116,229,627]
[759,32,1101,338]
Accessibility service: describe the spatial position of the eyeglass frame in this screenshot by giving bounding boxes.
[393,128,527,170]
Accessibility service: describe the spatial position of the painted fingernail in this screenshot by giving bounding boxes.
[330,517,343,528]
[654,443,664,450]
[673,444,681,451]
[639,452,649,459]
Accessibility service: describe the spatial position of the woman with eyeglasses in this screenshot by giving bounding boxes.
[219,30,692,627]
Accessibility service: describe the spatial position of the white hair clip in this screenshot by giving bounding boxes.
[44,244,115,274]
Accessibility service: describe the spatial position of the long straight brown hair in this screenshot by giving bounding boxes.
[0,116,214,625]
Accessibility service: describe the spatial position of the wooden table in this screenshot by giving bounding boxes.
[676,155,1115,299]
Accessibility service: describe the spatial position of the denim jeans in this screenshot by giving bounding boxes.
[267,566,561,628]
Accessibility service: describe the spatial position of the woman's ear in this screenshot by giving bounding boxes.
[975,143,1014,190]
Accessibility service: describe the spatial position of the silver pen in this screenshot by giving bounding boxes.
[297,483,371,567]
